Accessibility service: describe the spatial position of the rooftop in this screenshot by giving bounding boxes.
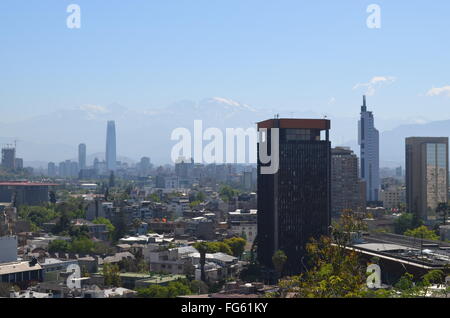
[0,182,58,187]
[0,261,42,275]
[257,118,330,130]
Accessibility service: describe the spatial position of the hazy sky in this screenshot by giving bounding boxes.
[1,0,450,123]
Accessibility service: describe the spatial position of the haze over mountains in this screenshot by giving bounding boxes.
[0,97,448,168]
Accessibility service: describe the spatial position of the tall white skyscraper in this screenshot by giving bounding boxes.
[78,143,86,170]
[358,96,380,202]
[106,121,117,171]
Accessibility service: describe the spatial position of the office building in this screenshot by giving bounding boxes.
[106,121,117,171]
[79,143,87,170]
[257,118,331,275]
[358,96,380,202]
[0,182,57,207]
[331,147,360,215]
[47,162,57,177]
[1,147,16,170]
[14,158,23,170]
[405,137,449,223]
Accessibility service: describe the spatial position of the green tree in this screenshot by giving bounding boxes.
[193,241,233,256]
[18,206,58,228]
[103,263,121,287]
[219,185,240,202]
[70,237,95,254]
[272,250,288,277]
[277,237,368,298]
[93,217,116,239]
[404,226,439,241]
[224,237,246,258]
[394,213,422,235]
[48,239,71,253]
[68,225,90,239]
[195,242,209,282]
[137,280,193,298]
[189,280,209,294]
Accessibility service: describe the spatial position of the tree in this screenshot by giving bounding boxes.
[224,237,246,258]
[219,185,240,202]
[277,237,367,298]
[404,226,439,241]
[193,241,233,256]
[394,213,422,235]
[195,242,209,282]
[93,217,116,239]
[70,237,95,254]
[68,225,90,239]
[332,210,367,246]
[392,270,446,298]
[18,206,58,229]
[48,239,71,253]
[189,280,209,294]
[272,250,287,277]
[103,263,121,287]
[136,280,193,298]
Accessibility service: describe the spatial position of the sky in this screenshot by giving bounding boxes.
[1,0,450,124]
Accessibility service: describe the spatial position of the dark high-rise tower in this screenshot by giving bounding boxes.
[257,118,331,275]
[78,143,87,170]
[106,121,117,171]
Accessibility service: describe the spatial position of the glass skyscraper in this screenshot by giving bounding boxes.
[358,96,380,202]
[106,121,117,171]
[406,137,449,222]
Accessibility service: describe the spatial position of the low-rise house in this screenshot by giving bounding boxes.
[39,258,79,282]
[135,274,187,288]
[9,289,53,298]
[227,209,257,245]
[145,246,197,275]
[72,219,109,241]
[191,252,239,282]
[0,260,43,287]
[119,272,153,289]
[98,252,135,266]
